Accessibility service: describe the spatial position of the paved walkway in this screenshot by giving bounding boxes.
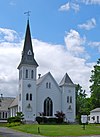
[0,127,44,137]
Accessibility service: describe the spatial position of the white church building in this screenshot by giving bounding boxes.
[0,20,76,123]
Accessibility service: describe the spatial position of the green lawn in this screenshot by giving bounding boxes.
[10,124,100,136]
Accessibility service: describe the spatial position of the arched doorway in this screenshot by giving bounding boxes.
[44,97,53,116]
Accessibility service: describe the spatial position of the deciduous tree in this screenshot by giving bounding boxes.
[90,58,100,108]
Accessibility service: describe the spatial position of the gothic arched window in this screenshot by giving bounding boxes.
[44,97,53,116]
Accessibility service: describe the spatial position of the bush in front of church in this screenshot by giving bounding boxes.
[55,111,65,123]
[36,116,42,124]
[7,112,24,123]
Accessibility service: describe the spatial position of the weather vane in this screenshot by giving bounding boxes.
[24,11,31,20]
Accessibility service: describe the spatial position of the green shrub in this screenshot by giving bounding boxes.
[56,118,63,123]
[48,118,57,123]
[7,112,24,123]
[36,116,42,124]
[55,111,65,123]
[42,117,48,123]
[7,117,16,123]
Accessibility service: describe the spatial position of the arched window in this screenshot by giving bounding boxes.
[31,70,34,79]
[27,50,32,55]
[70,96,72,103]
[26,93,29,100]
[26,69,28,78]
[46,82,48,88]
[49,83,51,88]
[44,97,53,116]
[30,94,32,101]
[46,82,51,89]
[67,96,69,103]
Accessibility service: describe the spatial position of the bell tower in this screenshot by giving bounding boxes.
[17,19,38,122]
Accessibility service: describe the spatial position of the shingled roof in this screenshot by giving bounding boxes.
[59,73,74,86]
[91,108,100,113]
[0,97,15,111]
[9,96,18,108]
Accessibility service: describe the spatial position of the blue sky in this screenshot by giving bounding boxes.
[0,0,100,96]
[0,0,100,61]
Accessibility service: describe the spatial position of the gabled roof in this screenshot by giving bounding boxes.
[18,19,38,69]
[0,97,15,111]
[37,72,49,85]
[91,108,100,113]
[59,73,74,86]
[37,72,61,91]
[9,96,18,108]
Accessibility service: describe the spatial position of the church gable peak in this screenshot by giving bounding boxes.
[59,73,74,86]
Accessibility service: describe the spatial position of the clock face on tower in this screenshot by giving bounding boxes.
[27,83,31,88]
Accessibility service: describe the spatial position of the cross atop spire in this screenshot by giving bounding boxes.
[24,11,31,20]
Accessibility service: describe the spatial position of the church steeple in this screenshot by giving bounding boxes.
[18,19,38,69]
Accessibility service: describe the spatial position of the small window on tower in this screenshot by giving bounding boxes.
[26,69,28,78]
[26,93,29,100]
[67,96,69,103]
[27,50,32,55]
[30,94,32,101]
[31,70,34,79]
[70,96,72,103]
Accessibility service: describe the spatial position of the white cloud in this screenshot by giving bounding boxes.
[78,18,96,30]
[0,28,94,97]
[71,3,80,12]
[81,0,100,5]
[64,29,86,56]
[59,2,80,12]
[0,28,19,42]
[33,38,93,96]
[59,2,70,11]
[88,41,100,52]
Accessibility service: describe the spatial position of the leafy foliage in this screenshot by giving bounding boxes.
[55,111,65,123]
[7,112,24,123]
[90,58,100,108]
[76,84,91,123]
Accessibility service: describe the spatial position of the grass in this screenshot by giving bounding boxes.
[9,124,100,136]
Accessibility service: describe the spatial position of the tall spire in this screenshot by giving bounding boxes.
[18,19,38,69]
